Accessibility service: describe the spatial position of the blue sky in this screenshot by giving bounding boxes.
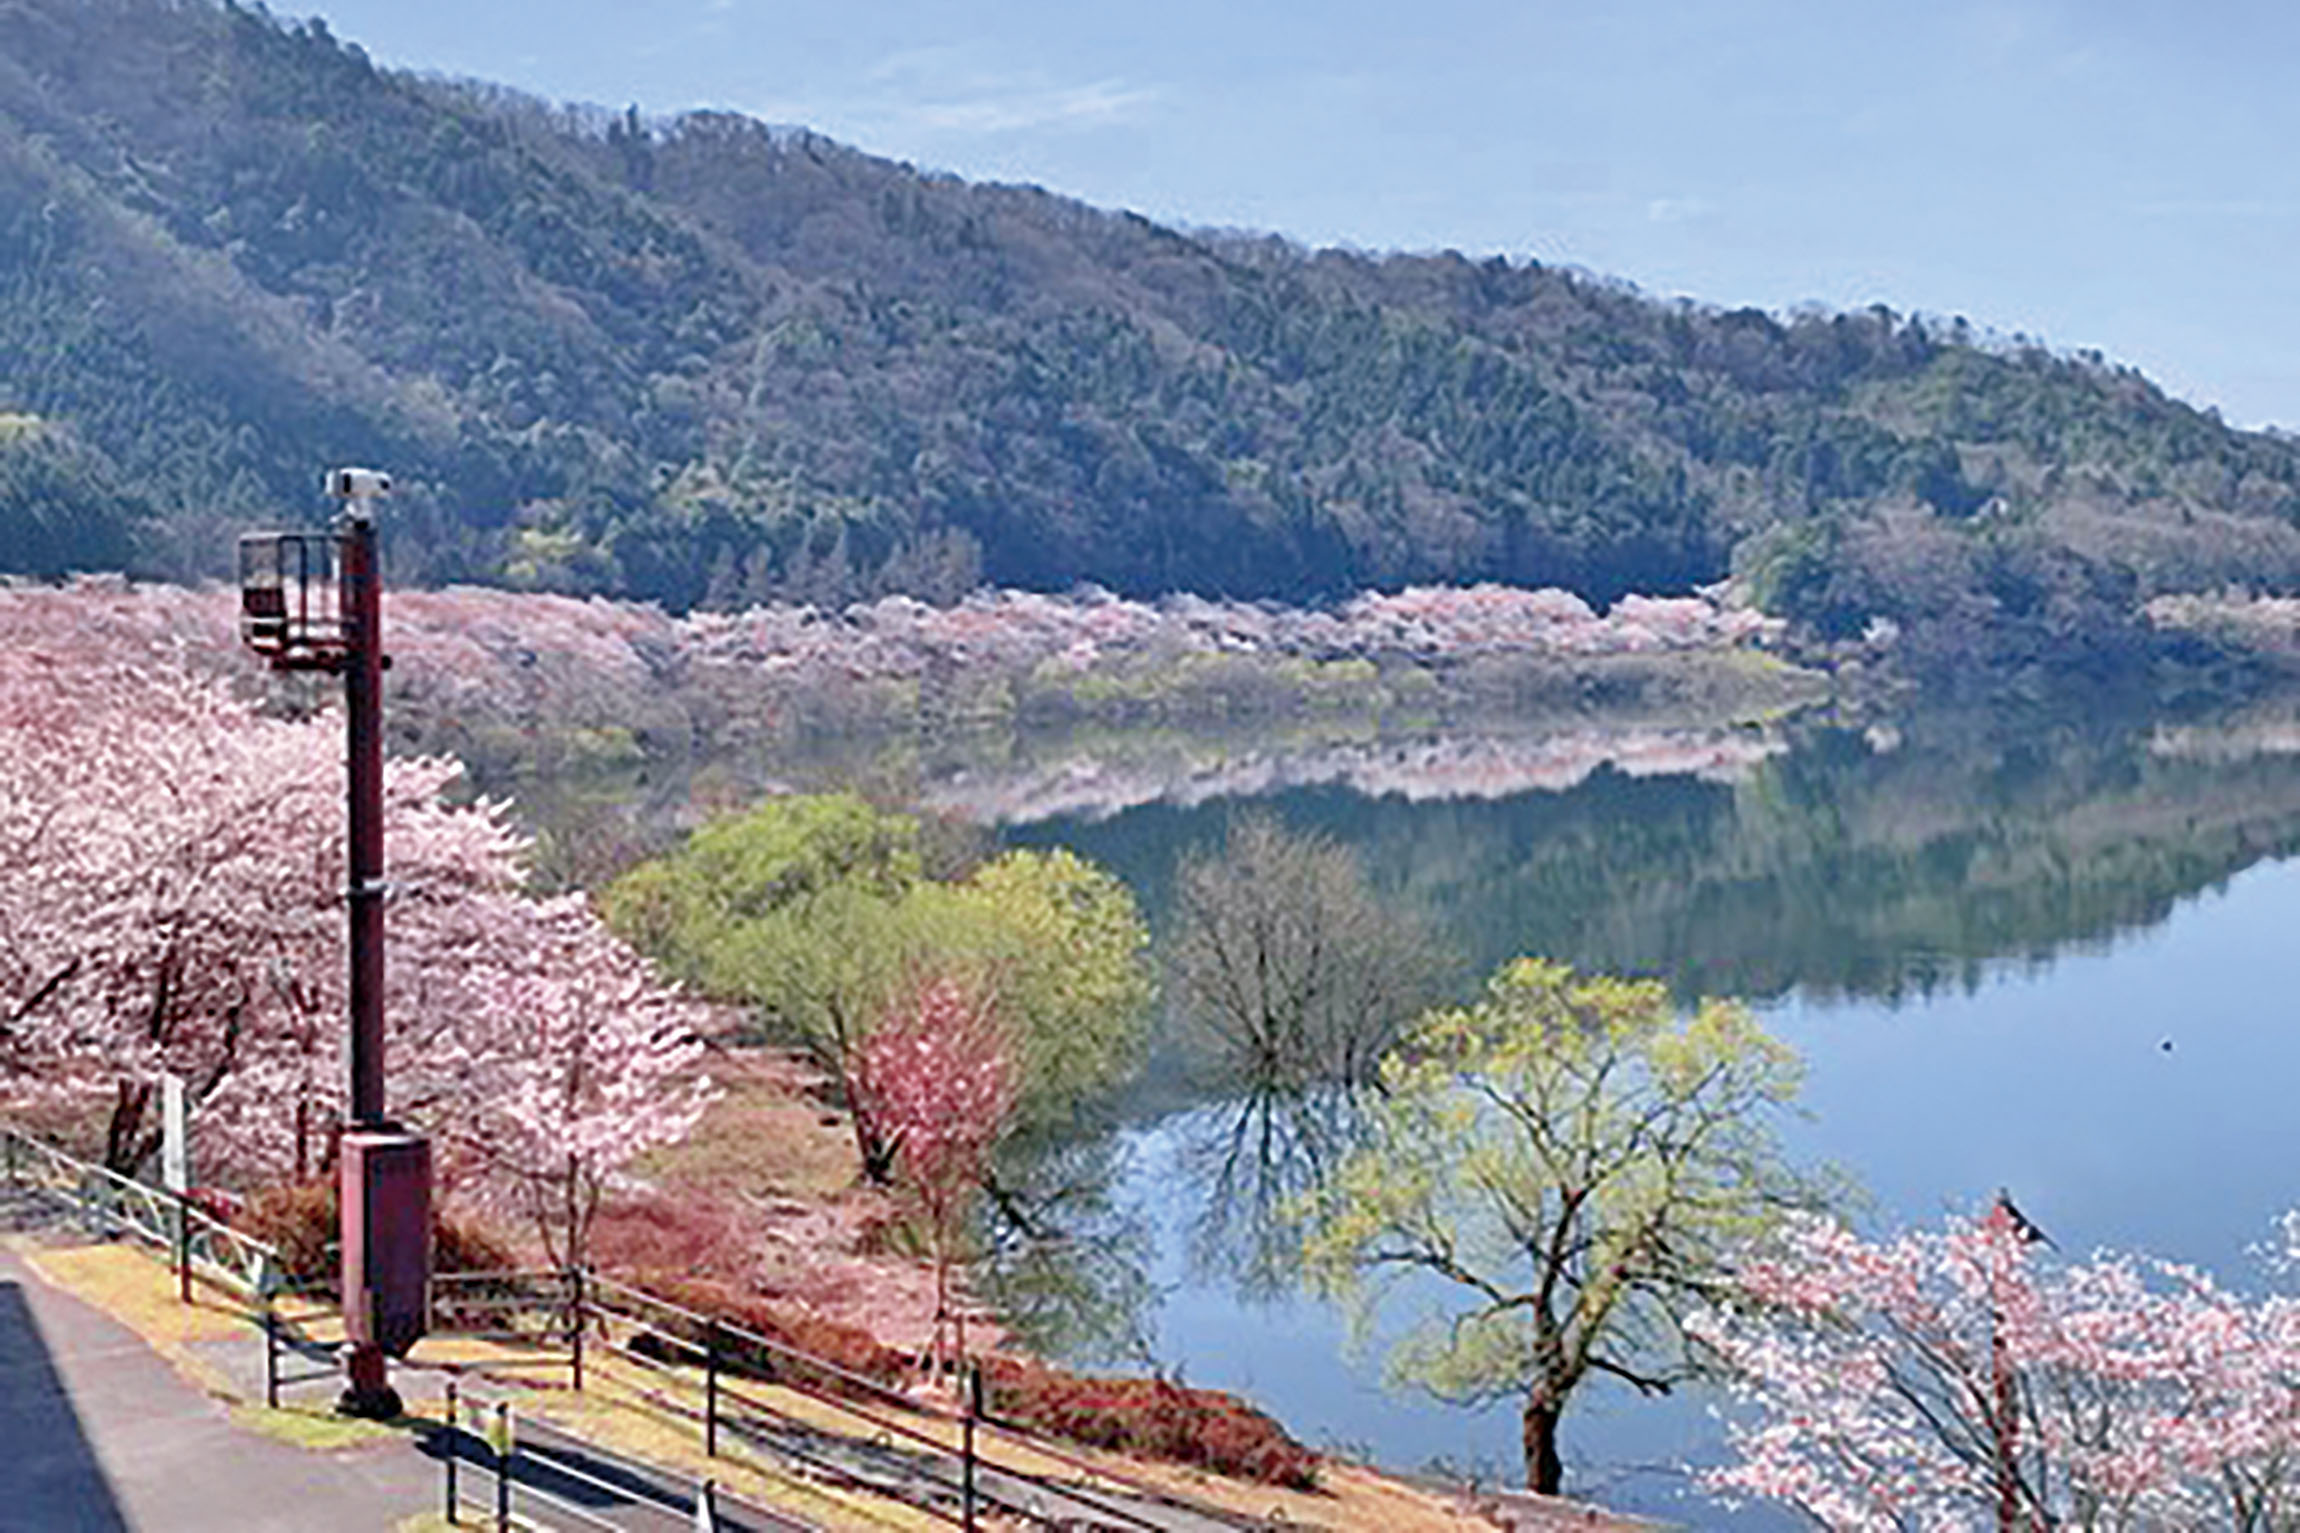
[304,0,2300,428]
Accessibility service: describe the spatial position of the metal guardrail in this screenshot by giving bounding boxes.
[577,1275,1185,1532]
[439,1377,799,1531]
[1,1122,283,1300]
[0,1121,1249,1531]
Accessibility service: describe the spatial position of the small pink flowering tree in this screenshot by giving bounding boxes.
[851,976,1015,1380]
[1692,1209,2300,1530]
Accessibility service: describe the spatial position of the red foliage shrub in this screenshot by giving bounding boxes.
[236,1178,523,1295]
[977,1357,1321,1489]
[619,1270,913,1399]
[586,1194,752,1283]
[616,1267,1318,1488]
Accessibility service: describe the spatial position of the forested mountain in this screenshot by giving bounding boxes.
[8,0,2300,681]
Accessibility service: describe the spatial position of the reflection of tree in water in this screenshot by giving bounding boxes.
[963,697,2300,1355]
[972,1129,1161,1367]
[1176,1081,1370,1300]
[1161,814,1453,1298]
[1027,702,2300,1010]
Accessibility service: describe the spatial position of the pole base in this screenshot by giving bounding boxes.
[337,1343,402,1419]
[336,1382,403,1419]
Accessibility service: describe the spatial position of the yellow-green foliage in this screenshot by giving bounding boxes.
[604,795,1151,1132]
[1293,958,1835,1482]
[947,847,1154,1108]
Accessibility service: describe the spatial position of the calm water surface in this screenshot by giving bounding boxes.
[980,704,2300,1521]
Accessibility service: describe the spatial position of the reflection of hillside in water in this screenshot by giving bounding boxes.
[922,725,1786,825]
[1017,702,2300,1009]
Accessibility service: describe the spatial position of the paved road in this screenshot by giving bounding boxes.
[0,1178,811,1532]
[0,1174,1256,1532]
[0,1240,435,1532]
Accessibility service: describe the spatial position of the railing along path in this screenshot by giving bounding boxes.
[1,1121,1263,1531]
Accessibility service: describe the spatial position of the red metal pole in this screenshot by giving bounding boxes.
[337,499,407,1418]
[242,477,425,1420]
[341,506,386,1128]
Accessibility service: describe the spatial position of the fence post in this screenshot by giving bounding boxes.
[4,1128,17,1189]
[263,1298,279,1410]
[492,1401,512,1533]
[697,1476,718,1532]
[963,1362,982,1533]
[568,1266,584,1393]
[443,1375,460,1525]
[174,1191,191,1304]
[705,1319,721,1458]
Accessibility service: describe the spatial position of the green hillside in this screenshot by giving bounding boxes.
[6,0,2300,682]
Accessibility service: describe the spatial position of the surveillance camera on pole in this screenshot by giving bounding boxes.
[236,467,430,1420]
[326,467,393,503]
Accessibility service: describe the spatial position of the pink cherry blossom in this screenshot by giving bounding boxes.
[0,603,712,1260]
[1694,1212,2300,1530]
[851,976,1014,1374]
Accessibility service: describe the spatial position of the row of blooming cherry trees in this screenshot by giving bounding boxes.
[0,601,711,1262]
[0,576,1782,774]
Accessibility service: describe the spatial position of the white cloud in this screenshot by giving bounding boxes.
[745,45,1159,143]
[757,45,1160,142]
[909,79,1156,134]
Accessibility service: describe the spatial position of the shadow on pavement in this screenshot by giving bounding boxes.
[0,1279,131,1532]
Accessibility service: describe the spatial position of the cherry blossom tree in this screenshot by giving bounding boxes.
[0,613,712,1230]
[852,976,1015,1380]
[0,646,368,1171]
[417,893,715,1272]
[1692,1209,2300,1530]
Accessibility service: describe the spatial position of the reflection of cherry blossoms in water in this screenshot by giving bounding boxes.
[919,727,1788,826]
[2149,712,2300,762]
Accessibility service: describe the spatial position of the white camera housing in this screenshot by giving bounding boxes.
[325,467,393,500]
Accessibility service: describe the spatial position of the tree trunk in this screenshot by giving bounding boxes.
[851,1107,897,1185]
[104,1078,153,1174]
[1523,1391,1564,1495]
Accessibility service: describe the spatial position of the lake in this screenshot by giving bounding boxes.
[961,699,2300,1522]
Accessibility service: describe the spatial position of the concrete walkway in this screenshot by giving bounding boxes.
[0,1243,435,1532]
[0,1235,829,1531]
[0,1169,1256,1533]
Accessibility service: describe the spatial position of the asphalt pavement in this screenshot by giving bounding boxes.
[0,1241,435,1531]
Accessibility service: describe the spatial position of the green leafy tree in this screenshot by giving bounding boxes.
[1292,958,1836,1495]
[938,847,1154,1116]
[604,795,1151,1177]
